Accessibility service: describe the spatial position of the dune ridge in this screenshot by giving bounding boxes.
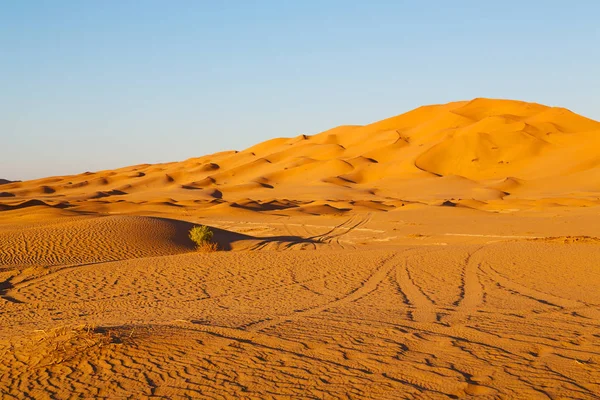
[2,98,600,216]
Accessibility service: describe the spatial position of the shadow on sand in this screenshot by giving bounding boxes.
[211,227,319,250]
[147,216,318,251]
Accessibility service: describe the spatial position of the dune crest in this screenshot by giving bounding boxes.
[3,98,599,216]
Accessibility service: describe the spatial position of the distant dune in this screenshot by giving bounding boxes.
[2,98,599,215]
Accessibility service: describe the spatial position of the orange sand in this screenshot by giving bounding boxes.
[1,98,599,398]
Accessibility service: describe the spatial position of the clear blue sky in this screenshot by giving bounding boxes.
[2,1,599,180]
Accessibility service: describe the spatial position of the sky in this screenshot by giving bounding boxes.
[2,1,599,181]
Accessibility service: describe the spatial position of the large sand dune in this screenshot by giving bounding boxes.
[1,98,599,398]
[2,98,600,215]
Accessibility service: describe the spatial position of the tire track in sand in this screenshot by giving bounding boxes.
[445,246,486,325]
[481,262,589,312]
[393,251,438,323]
[244,250,397,332]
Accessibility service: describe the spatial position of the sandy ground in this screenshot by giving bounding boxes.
[1,99,600,398]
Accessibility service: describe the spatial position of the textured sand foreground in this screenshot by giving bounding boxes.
[1,99,600,398]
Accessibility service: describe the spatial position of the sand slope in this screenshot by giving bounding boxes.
[0,213,195,268]
[2,98,600,216]
[1,98,600,398]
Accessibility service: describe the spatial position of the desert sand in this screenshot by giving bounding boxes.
[1,98,599,398]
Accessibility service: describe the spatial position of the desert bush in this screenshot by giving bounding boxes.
[189,225,217,251]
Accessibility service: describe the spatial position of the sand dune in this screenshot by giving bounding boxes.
[1,98,600,398]
[0,213,195,268]
[2,98,599,215]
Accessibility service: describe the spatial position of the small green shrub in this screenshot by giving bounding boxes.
[189,225,216,251]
